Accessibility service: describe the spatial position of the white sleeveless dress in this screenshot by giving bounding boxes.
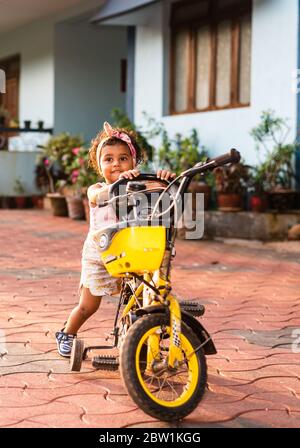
[79,183,120,296]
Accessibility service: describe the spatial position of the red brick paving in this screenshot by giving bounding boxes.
[0,209,300,428]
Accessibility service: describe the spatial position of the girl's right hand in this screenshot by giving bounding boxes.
[118,169,140,180]
[87,184,109,207]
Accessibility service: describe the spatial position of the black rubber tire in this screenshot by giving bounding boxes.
[120,314,207,421]
[70,338,84,372]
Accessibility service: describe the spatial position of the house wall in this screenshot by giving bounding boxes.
[0,0,125,195]
[0,20,54,128]
[54,21,127,143]
[0,0,105,130]
[0,151,41,196]
[134,0,299,165]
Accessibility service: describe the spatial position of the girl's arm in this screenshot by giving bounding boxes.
[87,183,109,208]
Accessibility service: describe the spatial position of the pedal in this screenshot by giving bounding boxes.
[92,355,119,371]
[179,301,205,317]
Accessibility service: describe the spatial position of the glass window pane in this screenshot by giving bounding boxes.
[196,26,211,110]
[239,15,251,104]
[216,20,231,108]
[174,30,189,112]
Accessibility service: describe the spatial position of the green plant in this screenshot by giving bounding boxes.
[247,165,267,195]
[36,132,84,193]
[143,114,210,178]
[250,110,300,191]
[62,146,98,193]
[214,163,249,194]
[14,178,25,195]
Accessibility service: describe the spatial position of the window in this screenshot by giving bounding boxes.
[170,0,252,114]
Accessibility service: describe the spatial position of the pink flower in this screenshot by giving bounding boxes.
[44,159,50,166]
[71,169,79,183]
[72,147,81,155]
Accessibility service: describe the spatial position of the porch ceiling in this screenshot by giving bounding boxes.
[0,0,88,34]
[91,0,160,25]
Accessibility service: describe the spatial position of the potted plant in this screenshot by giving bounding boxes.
[14,178,26,208]
[62,146,98,221]
[247,166,268,212]
[31,195,44,209]
[214,162,249,211]
[144,115,212,211]
[36,132,84,216]
[250,110,300,211]
[34,155,67,215]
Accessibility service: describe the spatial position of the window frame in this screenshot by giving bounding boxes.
[169,0,252,115]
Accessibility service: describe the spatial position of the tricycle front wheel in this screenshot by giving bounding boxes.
[120,314,207,421]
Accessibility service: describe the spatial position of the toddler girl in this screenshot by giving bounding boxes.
[56,122,175,357]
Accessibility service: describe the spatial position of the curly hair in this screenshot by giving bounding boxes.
[88,127,145,176]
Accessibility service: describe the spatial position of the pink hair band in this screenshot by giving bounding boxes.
[96,129,137,168]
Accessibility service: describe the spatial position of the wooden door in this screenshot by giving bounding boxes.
[0,55,20,125]
[2,77,19,122]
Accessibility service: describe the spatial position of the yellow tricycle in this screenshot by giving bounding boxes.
[70,149,240,421]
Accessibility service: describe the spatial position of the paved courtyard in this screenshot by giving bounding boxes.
[0,209,300,428]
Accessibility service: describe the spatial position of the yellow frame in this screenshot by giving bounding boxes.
[121,270,183,368]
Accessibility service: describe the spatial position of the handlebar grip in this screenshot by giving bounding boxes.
[181,148,241,177]
[212,148,240,166]
[108,173,172,201]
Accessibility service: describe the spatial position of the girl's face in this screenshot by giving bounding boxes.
[99,143,134,184]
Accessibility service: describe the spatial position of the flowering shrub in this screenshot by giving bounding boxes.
[62,146,98,192]
[35,133,85,193]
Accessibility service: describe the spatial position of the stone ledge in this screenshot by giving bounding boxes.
[203,210,300,241]
[177,210,300,241]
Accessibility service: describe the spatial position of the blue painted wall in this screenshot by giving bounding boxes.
[54,20,127,145]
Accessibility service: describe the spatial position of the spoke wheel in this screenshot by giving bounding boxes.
[120,314,207,421]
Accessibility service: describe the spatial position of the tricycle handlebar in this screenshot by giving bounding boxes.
[181,148,241,177]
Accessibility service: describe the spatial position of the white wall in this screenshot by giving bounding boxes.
[0,20,54,128]
[0,0,107,130]
[134,0,299,165]
[0,151,41,195]
[54,21,127,143]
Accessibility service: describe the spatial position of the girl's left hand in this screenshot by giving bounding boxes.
[156,169,177,181]
[119,169,140,180]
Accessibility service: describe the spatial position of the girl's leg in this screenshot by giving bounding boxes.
[64,287,101,335]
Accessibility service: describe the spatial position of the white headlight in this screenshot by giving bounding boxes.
[99,233,109,249]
